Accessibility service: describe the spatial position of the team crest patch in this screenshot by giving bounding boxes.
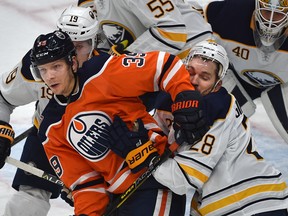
[242,69,283,88]
[101,23,135,46]
[67,111,112,161]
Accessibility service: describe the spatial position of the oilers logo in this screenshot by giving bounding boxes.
[67,111,112,161]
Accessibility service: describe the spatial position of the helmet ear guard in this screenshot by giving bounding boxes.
[185,40,229,80]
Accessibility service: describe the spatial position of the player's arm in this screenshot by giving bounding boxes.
[122,0,188,55]
[153,91,235,194]
[0,50,44,168]
[0,50,44,109]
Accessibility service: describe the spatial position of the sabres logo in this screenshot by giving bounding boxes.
[101,22,135,47]
[242,69,283,88]
[67,111,112,161]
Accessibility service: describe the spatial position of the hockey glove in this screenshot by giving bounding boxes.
[172,90,209,146]
[108,115,158,173]
[108,40,129,56]
[0,120,14,169]
[60,186,74,207]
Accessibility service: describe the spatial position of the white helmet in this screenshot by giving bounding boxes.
[57,5,98,42]
[254,0,288,53]
[185,40,229,80]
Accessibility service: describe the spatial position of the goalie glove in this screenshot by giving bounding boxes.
[108,40,129,56]
[0,120,14,169]
[107,115,159,173]
[172,90,209,146]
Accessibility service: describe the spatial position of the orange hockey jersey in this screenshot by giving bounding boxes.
[39,51,195,215]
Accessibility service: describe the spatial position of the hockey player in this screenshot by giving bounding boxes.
[77,0,213,111]
[0,6,98,215]
[31,30,209,215]
[191,0,288,144]
[108,40,288,215]
[78,0,213,59]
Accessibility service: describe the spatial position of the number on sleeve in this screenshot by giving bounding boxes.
[147,0,174,18]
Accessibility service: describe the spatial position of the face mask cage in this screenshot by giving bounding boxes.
[254,0,288,52]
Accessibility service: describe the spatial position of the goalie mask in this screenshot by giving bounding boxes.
[30,30,76,81]
[253,0,288,53]
[184,40,229,81]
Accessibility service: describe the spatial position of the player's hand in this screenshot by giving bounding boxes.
[107,115,159,173]
[60,185,74,207]
[0,121,14,169]
[108,40,129,56]
[172,90,209,146]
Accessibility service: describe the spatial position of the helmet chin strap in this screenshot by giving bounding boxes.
[66,64,79,103]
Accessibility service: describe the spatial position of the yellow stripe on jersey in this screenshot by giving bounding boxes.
[157,28,187,43]
[177,48,191,60]
[199,182,287,215]
[179,163,209,183]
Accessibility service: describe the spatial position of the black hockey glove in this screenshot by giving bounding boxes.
[60,186,74,207]
[0,120,14,169]
[108,40,129,56]
[107,115,158,173]
[172,90,209,146]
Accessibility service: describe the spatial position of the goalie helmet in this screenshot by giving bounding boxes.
[254,0,288,53]
[184,40,229,80]
[57,5,98,42]
[30,30,76,80]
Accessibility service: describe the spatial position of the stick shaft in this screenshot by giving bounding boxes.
[103,142,178,216]
[5,156,64,187]
[12,126,34,147]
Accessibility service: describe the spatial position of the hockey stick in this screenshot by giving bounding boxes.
[12,126,34,147]
[5,156,64,187]
[103,142,179,216]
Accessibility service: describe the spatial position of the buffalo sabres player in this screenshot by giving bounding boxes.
[0,6,98,215]
[153,40,288,215]
[108,40,288,215]
[77,0,213,59]
[190,0,288,144]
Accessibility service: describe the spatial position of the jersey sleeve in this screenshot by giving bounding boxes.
[101,51,195,101]
[153,89,234,194]
[0,50,44,122]
[123,0,187,55]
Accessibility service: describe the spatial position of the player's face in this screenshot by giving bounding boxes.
[38,58,76,97]
[73,40,93,67]
[186,57,219,96]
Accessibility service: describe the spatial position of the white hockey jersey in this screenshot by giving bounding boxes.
[153,88,288,215]
[0,50,51,127]
[82,0,212,59]
[189,0,288,145]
